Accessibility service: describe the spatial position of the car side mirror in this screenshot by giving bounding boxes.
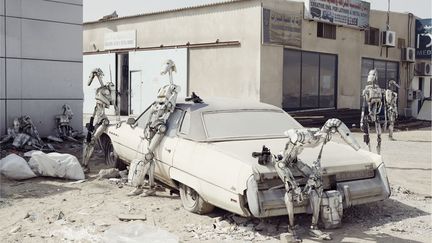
[126,117,136,125]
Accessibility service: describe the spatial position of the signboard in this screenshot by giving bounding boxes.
[415,18,432,59]
[263,8,302,47]
[104,30,136,50]
[304,0,370,29]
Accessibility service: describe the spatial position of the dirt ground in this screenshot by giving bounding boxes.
[0,128,431,242]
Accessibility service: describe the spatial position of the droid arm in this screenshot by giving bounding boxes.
[281,119,360,166]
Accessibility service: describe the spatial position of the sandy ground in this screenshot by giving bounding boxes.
[0,129,431,242]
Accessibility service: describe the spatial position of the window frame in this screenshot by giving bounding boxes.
[364,27,380,46]
[317,22,336,40]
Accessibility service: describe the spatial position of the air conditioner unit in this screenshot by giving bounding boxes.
[401,47,415,62]
[417,62,432,76]
[382,30,396,47]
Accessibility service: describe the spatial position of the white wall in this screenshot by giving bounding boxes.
[129,49,188,114]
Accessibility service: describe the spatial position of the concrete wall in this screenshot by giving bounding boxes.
[83,0,263,101]
[1,0,83,136]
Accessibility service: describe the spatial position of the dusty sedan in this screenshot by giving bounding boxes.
[101,98,391,218]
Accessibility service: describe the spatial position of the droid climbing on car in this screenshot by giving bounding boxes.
[253,118,360,242]
[81,68,117,172]
[360,69,383,154]
[128,60,181,197]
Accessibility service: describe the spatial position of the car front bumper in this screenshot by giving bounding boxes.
[246,163,391,218]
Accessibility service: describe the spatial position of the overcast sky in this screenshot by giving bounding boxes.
[83,0,432,22]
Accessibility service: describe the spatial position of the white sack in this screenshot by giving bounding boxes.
[29,151,84,180]
[0,154,37,180]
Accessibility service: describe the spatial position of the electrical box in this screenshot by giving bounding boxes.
[382,30,396,47]
[401,47,415,62]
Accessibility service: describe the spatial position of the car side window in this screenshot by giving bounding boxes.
[166,109,183,137]
[179,111,191,135]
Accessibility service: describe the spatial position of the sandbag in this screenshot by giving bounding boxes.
[28,151,84,180]
[0,154,37,180]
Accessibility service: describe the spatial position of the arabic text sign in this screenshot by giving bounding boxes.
[304,0,370,29]
[104,30,137,50]
[263,8,302,47]
[415,19,432,59]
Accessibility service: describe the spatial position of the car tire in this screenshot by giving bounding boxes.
[179,183,214,214]
[102,136,126,170]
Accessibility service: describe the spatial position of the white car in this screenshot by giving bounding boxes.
[101,98,391,217]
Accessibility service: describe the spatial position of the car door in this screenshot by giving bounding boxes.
[153,108,183,184]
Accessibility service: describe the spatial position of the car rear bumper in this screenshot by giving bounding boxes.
[246,163,391,218]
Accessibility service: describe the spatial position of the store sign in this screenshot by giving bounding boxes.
[262,8,302,47]
[304,0,370,29]
[415,18,432,59]
[104,30,136,50]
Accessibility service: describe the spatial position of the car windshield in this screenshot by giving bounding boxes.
[202,110,303,140]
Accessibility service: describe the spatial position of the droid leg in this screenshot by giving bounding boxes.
[282,191,301,242]
[375,117,382,155]
[362,120,371,152]
[388,113,395,140]
[309,189,331,240]
[82,119,108,172]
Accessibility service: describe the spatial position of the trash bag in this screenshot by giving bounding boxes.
[0,154,37,180]
[103,222,178,243]
[28,151,84,180]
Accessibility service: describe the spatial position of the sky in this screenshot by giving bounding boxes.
[83,0,432,22]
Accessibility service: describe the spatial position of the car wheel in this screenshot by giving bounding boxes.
[102,136,126,170]
[179,183,214,214]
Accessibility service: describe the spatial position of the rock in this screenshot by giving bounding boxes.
[280,232,299,243]
[255,221,267,231]
[9,225,22,234]
[117,214,147,221]
[232,215,249,225]
[57,211,65,220]
[98,168,120,179]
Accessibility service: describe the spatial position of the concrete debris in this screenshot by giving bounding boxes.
[117,214,147,221]
[9,225,22,234]
[98,168,120,179]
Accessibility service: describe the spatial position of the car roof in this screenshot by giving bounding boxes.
[173,97,285,142]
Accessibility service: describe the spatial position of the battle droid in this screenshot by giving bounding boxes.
[128,60,181,197]
[81,68,117,172]
[55,104,78,140]
[360,69,384,154]
[253,119,360,242]
[384,80,399,140]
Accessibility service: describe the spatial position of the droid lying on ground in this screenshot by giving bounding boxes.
[101,97,391,231]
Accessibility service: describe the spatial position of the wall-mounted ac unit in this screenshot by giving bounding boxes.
[417,62,432,76]
[401,47,415,62]
[382,30,396,47]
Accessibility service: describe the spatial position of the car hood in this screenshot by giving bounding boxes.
[209,138,381,175]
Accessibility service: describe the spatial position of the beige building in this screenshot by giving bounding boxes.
[83,0,431,117]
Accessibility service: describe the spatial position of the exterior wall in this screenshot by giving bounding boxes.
[260,2,414,111]
[259,0,302,107]
[0,0,83,136]
[83,1,263,101]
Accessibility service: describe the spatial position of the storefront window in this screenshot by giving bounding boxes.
[283,49,337,110]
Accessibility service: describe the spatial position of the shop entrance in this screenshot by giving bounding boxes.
[282,49,337,110]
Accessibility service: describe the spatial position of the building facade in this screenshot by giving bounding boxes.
[83,0,431,118]
[1,0,83,136]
